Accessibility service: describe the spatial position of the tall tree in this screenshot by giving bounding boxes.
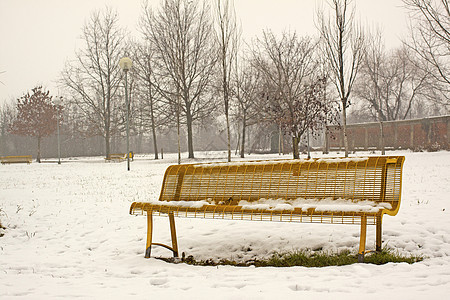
[141,0,217,159]
[265,77,333,159]
[317,0,365,157]
[252,30,331,159]
[404,0,450,111]
[404,0,450,84]
[356,45,428,121]
[214,0,240,162]
[61,8,125,157]
[234,59,262,158]
[0,100,16,155]
[132,42,166,159]
[9,86,61,163]
[359,29,386,154]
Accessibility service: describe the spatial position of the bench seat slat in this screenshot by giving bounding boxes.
[130,202,380,225]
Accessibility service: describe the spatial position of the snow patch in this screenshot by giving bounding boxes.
[145,197,392,213]
[238,198,392,213]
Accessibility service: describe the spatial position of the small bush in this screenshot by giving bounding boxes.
[413,142,443,152]
[161,248,424,267]
[426,142,441,152]
[413,145,425,152]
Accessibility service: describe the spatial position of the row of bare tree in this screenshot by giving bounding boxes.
[58,0,347,160]
[1,0,449,160]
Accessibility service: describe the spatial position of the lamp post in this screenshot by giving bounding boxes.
[119,57,133,171]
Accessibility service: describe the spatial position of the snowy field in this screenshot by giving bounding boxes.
[1,150,449,299]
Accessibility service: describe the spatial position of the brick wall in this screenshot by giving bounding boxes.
[326,115,449,151]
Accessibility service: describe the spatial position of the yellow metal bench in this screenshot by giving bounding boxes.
[105,153,133,162]
[130,156,405,262]
[0,155,32,164]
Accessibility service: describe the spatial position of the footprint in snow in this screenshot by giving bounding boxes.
[150,278,168,286]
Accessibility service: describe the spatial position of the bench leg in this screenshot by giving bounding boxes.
[358,216,367,263]
[145,212,153,258]
[168,212,179,258]
[376,215,383,252]
[144,211,179,258]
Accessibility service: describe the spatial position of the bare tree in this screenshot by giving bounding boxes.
[356,45,428,121]
[61,8,125,157]
[357,29,386,153]
[404,0,450,111]
[141,0,217,159]
[234,58,262,158]
[0,100,16,155]
[404,0,450,84]
[317,0,365,157]
[252,30,333,159]
[214,0,240,162]
[382,47,428,120]
[132,42,167,159]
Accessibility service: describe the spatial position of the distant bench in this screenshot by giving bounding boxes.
[105,152,134,162]
[130,156,405,262]
[1,155,32,164]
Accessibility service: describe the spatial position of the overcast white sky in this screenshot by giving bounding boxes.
[0,0,409,105]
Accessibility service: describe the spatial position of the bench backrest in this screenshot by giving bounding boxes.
[1,155,32,163]
[159,156,405,216]
[107,153,133,159]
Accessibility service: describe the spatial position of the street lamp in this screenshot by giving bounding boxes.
[119,57,133,171]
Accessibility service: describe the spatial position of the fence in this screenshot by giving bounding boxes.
[326,115,449,152]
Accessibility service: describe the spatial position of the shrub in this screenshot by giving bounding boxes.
[426,142,441,152]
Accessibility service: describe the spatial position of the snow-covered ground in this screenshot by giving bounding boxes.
[1,150,449,299]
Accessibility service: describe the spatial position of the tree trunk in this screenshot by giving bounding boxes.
[292,136,300,159]
[323,127,329,154]
[151,126,158,159]
[378,91,385,155]
[149,82,158,159]
[379,121,385,155]
[186,104,194,159]
[150,106,158,160]
[37,136,41,163]
[177,95,181,165]
[342,105,349,157]
[225,110,231,162]
[105,131,111,158]
[240,113,246,158]
[223,55,231,162]
[278,124,282,155]
[307,128,311,159]
[105,84,111,158]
